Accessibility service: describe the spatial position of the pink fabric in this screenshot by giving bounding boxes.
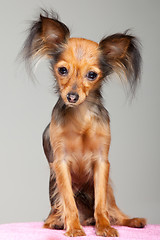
[0,222,160,240]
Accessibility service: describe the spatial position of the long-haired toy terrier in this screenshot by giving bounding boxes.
[22,11,146,237]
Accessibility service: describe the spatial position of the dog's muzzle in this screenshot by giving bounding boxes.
[67,92,79,103]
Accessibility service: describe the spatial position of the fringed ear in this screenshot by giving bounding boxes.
[22,11,70,70]
[99,32,141,94]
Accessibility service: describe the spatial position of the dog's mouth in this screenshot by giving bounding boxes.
[60,90,87,107]
[67,92,79,104]
[64,91,85,107]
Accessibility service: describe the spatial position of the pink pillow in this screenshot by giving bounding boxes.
[0,222,160,240]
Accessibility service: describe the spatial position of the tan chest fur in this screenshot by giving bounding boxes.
[50,104,110,185]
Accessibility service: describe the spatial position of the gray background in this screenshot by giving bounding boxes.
[0,0,160,225]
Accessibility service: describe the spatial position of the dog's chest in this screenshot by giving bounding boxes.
[64,109,100,154]
[52,104,110,182]
[63,110,106,182]
[65,128,95,185]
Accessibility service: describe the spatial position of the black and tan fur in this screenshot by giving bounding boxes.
[22,11,146,237]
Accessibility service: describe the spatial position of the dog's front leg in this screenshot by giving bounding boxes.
[52,158,86,237]
[94,153,118,237]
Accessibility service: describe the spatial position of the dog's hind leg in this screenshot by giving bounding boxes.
[42,124,53,164]
[107,183,146,228]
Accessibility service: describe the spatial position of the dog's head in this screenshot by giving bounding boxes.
[23,11,141,106]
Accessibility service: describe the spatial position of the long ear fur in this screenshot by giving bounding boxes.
[99,31,141,95]
[22,10,70,70]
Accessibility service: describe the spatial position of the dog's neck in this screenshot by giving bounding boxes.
[59,89,102,111]
[52,89,109,125]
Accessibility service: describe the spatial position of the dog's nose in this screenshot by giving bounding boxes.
[67,92,79,103]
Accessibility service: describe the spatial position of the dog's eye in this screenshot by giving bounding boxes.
[86,71,98,81]
[58,67,68,76]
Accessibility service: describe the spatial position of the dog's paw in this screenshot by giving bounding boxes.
[96,226,119,237]
[65,227,86,237]
[124,218,147,228]
[43,222,64,230]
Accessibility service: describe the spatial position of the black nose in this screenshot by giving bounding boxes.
[67,92,79,103]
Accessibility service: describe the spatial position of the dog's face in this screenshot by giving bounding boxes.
[23,14,141,104]
[53,38,103,106]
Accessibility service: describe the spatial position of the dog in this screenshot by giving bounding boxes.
[22,10,146,237]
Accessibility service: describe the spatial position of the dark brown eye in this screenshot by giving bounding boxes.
[58,67,68,76]
[86,71,98,81]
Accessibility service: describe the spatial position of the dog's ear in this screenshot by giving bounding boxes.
[22,11,70,62]
[99,32,141,94]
